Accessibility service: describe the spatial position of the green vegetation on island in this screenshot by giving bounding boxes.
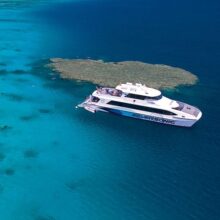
[49,58,198,89]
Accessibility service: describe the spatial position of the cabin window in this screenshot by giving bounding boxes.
[126,93,162,100]
[126,94,146,100]
[91,96,100,103]
[108,101,176,115]
[146,94,162,100]
[172,101,184,111]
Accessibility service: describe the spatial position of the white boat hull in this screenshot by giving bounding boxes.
[78,103,200,127]
[77,83,202,127]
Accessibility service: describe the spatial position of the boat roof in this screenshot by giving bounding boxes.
[116,83,161,97]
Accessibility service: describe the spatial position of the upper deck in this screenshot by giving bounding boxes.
[94,84,176,107]
[116,83,161,98]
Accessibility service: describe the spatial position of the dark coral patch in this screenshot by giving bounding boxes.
[11,70,27,74]
[65,179,85,191]
[20,114,38,121]
[65,182,77,191]
[34,215,56,220]
[4,168,15,176]
[14,48,22,52]
[0,125,12,132]
[38,109,52,114]
[24,149,38,158]
[0,62,7,66]
[0,152,5,161]
[51,141,59,146]
[15,78,30,83]
[0,92,25,101]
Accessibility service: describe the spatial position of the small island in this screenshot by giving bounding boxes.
[49,58,198,89]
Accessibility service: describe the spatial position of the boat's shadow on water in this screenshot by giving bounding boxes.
[74,109,198,147]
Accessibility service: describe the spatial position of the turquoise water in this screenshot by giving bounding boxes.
[0,1,220,219]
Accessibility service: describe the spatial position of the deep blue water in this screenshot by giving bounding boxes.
[0,0,220,219]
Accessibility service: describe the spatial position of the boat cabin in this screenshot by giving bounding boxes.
[116,83,162,100]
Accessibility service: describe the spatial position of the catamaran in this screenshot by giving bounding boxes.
[77,83,202,127]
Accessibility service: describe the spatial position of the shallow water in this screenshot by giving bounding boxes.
[0,0,220,219]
